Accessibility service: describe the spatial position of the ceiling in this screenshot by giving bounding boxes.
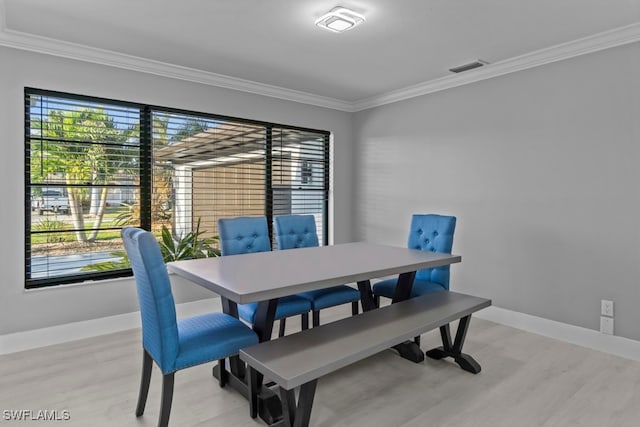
[1,0,639,108]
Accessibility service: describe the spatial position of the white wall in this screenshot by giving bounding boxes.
[353,42,640,340]
[3,40,639,344]
[0,46,354,335]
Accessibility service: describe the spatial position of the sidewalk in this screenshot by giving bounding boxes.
[31,251,123,278]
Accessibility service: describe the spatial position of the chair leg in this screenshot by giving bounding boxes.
[374,295,380,308]
[414,335,421,346]
[351,301,359,316]
[218,359,227,388]
[158,373,174,427]
[312,310,320,328]
[136,349,153,417]
[278,313,310,337]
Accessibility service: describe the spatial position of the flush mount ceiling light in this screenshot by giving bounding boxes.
[315,7,365,33]
[448,60,490,73]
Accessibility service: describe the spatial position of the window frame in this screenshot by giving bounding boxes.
[24,88,331,289]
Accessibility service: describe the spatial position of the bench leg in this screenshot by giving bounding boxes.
[426,315,481,374]
[279,381,317,427]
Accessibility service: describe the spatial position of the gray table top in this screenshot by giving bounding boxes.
[168,242,461,304]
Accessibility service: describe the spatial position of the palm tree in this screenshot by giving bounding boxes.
[31,107,131,242]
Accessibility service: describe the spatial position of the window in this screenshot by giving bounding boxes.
[25,89,330,289]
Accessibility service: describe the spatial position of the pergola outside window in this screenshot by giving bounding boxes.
[25,89,330,289]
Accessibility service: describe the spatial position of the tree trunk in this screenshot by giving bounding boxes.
[87,187,108,241]
[68,186,88,242]
[89,185,101,216]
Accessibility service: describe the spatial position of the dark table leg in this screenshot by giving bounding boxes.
[390,272,424,363]
[391,271,416,304]
[357,280,377,311]
[359,274,424,363]
[426,315,481,374]
[217,297,284,424]
[253,299,278,343]
[220,298,245,378]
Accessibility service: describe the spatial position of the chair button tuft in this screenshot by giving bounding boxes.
[417,229,423,234]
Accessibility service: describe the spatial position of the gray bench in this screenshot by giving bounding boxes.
[239,291,491,427]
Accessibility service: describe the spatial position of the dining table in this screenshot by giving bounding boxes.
[167,241,462,424]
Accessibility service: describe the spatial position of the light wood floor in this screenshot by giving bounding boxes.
[2,302,640,427]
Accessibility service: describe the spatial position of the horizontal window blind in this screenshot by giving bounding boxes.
[152,111,267,247]
[272,127,329,246]
[25,89,330,288]
[26,89,142,288]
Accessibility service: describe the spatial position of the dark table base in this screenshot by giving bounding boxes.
[213,363,283,425]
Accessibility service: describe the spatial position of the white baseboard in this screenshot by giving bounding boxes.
[475,306,640,362]
[0,298,219,355]
[3,300,640,362]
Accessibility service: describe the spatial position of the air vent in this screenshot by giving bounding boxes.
[448,60,489,74]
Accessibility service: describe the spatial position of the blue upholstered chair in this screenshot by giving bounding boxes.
[274,214,361,327]
[217,216,311,337]
[122,227,258,427]
[373,214,457,301]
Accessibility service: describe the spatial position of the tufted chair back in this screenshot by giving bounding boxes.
[122,227,180,373]
[274,215,319,250]
[408,214,456,289]
[217,216,271,256]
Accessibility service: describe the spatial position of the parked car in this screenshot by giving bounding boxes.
[32,189,70,214]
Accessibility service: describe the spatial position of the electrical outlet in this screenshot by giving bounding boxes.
[600,316,614,335]
[601,300,614,317]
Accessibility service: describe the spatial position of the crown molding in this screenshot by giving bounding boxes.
[352,22,640,111]
[0,0,6,32]
[0,28,353,112]
[0,0,638,115]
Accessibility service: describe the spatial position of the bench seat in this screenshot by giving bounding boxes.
[239,291,491,426]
